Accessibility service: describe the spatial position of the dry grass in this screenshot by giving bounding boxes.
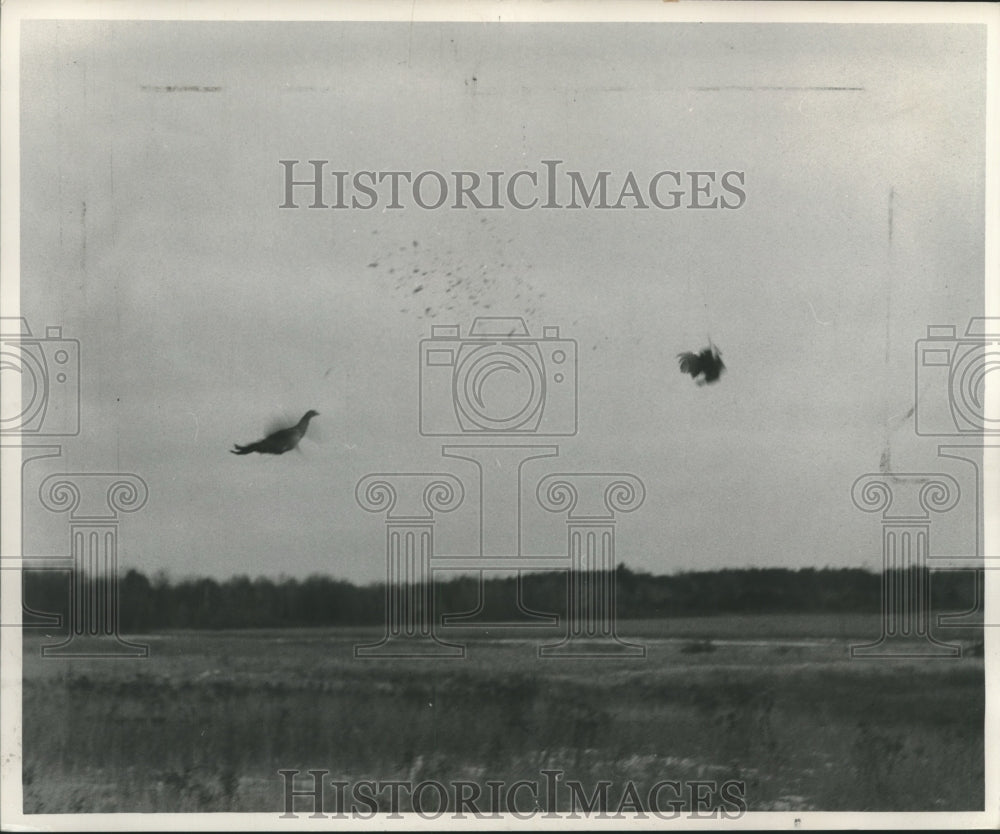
[20,616,984,814]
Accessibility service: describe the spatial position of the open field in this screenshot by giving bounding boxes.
[21,615,984,815]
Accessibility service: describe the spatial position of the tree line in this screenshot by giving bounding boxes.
[21,565,977,632]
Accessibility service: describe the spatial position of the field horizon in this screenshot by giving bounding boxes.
[20,613,985,815]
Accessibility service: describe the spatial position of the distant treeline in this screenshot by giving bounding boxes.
[20,566,978,632]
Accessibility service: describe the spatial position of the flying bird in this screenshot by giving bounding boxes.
[677,343,725,385]
[231,410,319,455]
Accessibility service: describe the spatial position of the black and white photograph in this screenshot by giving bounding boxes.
[1,1,997,828]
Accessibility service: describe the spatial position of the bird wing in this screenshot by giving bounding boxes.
[701,351,725,382]
[677,351,701,376]
[260,426,299,453]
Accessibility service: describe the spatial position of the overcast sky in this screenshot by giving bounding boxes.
[17,19,987,582]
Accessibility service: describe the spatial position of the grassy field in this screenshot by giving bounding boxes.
[21,615,984,815]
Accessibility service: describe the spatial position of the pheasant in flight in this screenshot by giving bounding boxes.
[677,343,725,385]
[231,410,319,455]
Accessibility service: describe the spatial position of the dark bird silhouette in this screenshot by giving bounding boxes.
[677,343,726,385]
[231,410,319,455]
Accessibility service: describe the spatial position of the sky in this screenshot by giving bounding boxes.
[14,19,988,583]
